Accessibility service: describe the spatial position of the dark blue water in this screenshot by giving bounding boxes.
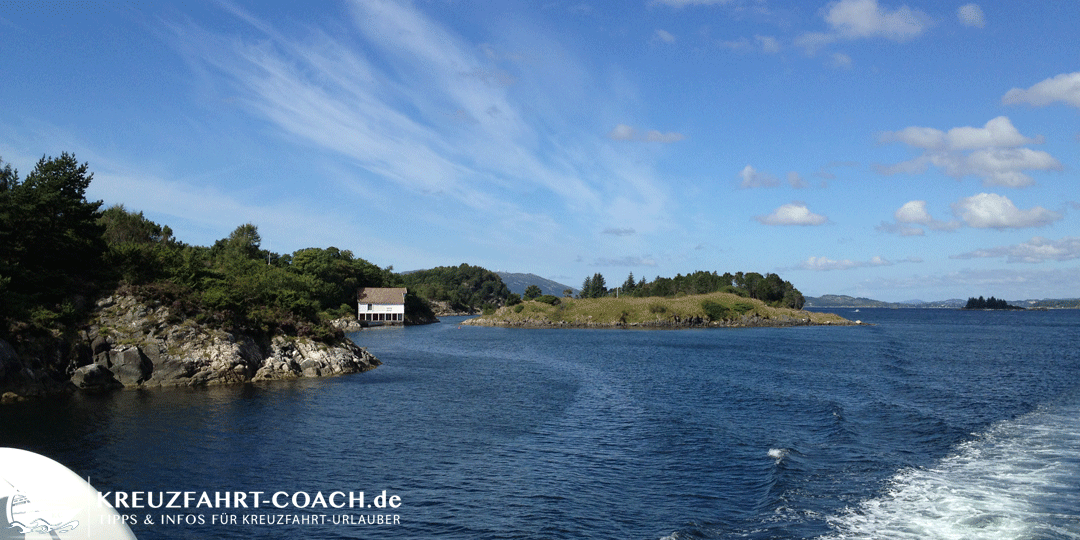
[2,308,1078,539]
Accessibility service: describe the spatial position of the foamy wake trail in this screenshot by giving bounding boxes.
[821,404,1080,540]
[768,448,788,463]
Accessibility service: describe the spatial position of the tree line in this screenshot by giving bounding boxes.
[577,270,805,309]
[964,296,1022,310]
[0,153,435,344]
[400,264,510,313]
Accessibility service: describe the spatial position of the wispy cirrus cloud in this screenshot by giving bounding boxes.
[170,0,672,255]
[607,124,685,143]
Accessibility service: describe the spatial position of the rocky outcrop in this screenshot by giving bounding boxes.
[2,295,380,399]
[428,300,475,317]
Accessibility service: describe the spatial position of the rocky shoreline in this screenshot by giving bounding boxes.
[1,295,379,403]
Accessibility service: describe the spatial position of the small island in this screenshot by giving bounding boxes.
[963,296,1024,310]
[464,291,856,329]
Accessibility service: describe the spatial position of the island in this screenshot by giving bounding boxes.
[463,291,856,328]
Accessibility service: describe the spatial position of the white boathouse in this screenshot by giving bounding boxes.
[357,287,407,325]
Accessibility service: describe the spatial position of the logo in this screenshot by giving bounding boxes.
[1,481,79,538]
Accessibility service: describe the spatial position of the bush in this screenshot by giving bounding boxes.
[702,300,756,321]
[535,295,560,305]
[701,300,728,321]
[513,304,524,313]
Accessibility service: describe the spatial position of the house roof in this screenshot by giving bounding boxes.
[357,287,408,305]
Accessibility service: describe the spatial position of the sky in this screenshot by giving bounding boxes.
[1,0,1078,302]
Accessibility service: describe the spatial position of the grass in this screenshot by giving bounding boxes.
[467,291,853,327]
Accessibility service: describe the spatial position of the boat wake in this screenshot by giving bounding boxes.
[820,402,1080,540]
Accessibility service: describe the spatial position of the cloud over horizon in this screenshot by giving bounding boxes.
[952,236,1080,263]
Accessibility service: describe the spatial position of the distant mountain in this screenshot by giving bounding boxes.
[496,272,577,297]
[807,295,1079,309]
[804,295,900,308]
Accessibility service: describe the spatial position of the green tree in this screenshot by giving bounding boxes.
[0,154,105,328]
[582,272,607,299]
[523,284,542,300]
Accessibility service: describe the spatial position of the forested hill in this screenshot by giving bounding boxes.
[401,265,510,313]
[496,272,576,297]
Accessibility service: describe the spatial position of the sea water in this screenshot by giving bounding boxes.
[1,308,1077,539]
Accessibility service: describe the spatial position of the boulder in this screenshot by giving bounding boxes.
[71,364,121,391]
[97,347,153,386]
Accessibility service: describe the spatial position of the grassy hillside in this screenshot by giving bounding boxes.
[465,291,854,328]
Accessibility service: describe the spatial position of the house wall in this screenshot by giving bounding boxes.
[358,303,406,322]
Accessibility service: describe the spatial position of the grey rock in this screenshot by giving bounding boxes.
[71,364,121,391]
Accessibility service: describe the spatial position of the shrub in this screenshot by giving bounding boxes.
[701,300,730,321]
[513,304,524,313]
[536,295,560,305]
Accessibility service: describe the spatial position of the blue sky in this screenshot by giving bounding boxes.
[2,0,1078,301]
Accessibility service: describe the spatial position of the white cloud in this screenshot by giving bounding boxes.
[755,202,829,226]
[877,200,961,235]
[1002,72,1080,109]
[881,116,1037,150]
[654,29,676,43]
[608,124,685,143]
[602,227,636,236]
[801,254,904,271]
[957,4,985,28]
[878,117,1061,187]
[824,0,931,41]
[894,199,933,223]
[739,164,779,188]
[951,193,1062,229]
[796,0,930,54]
[952,236,1080,263]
